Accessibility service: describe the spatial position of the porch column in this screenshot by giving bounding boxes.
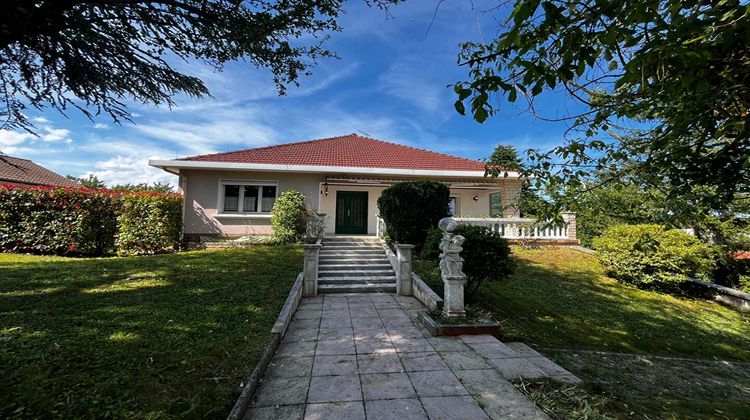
[562,212,577,242]
[396,244,415,296]
[303,242,321,296]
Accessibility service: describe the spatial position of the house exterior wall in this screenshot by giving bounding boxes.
[179,169,522,239]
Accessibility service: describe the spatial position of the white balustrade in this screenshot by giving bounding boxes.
[452,217,574,241]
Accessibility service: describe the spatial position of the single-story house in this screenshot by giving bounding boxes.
[149,134,524,241]
[0,155,79,187]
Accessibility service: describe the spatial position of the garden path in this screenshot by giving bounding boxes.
[246,293,580,419]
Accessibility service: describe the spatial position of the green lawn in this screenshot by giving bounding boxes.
[414,246,750,361]
[414,246,750,419]
[0,246,303,419]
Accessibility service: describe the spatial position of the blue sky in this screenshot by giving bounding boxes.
[0,1,578,187]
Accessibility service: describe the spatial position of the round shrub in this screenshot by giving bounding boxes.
[593,224,716,287]
[377,181,450,249]
[271,189,309,244]
[423,224,514,298]
[451,225,514,297]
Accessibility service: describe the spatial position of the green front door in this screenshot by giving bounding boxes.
[335,191,368,234]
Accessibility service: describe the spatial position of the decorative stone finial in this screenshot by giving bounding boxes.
[438,217,457,233]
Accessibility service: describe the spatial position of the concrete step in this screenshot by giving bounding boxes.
[322,240,381,244]
[319,258,390,265]
[319,277,396,285]
[318,274,397,281]
[319,251,385,257]
[319,270,395,278]
[317,264,393,271]
[321,245,384,251]
[318,284,397,294]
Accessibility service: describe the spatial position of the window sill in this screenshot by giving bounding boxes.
[214,213,272,219]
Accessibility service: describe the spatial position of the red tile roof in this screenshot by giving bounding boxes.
[179,134,487,172]
[0,155,79,187]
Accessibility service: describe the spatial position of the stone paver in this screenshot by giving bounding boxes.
[246,293,563,419]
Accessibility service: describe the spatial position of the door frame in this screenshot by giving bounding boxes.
[334,190,368,234]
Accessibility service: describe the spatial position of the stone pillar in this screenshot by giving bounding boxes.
[396,244,415,296]
[562,212,577,242]
[303,243,321,296]
[442,275,467,319]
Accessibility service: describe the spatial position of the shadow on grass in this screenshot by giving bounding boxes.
[413,247,750,361]
[0,246,303,419]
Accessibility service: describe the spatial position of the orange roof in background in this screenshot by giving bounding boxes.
[179,134,489,172]
[0,155,79,187]
[733,251,750,260]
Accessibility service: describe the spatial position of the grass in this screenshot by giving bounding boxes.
[413,246,750,419]
[413,246,750,361]
[0,246,303,419]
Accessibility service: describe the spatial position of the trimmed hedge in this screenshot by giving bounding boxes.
[377,181,450,249]
[116,192,182,255]
[0,184,181,256]
[593,224,716,287]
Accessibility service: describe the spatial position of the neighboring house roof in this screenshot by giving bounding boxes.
[150,134,515,178]
[0,155,79,187]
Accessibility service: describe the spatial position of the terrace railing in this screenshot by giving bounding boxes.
[453,213,577,242]
[376,213,578,242]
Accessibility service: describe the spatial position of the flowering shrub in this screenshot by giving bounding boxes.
[0,184,181,256]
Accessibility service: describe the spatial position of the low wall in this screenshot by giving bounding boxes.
[411,272,443,311]
[688,279,750,312]
[226,272,304,420]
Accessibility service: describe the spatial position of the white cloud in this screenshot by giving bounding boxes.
[41,127,71,142]
[93,123,109,129]
[33,116,50,123]
[0,130,35,146]
[0,122,72,150]
[85,155,177,186]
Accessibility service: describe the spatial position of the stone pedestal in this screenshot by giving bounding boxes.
[303,243,321,296]
[396,244,415,296]
[442,275,467,319]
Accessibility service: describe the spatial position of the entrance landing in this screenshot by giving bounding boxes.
[245,293,579,419]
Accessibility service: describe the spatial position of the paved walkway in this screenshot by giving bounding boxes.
[246,293,569,420]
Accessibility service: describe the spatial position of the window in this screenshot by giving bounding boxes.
[448,197,458,216]
[489,192,502,217]
[221,182,277,213]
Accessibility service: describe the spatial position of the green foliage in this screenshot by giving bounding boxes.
[455,0,750,222]
[412,246,750,361]
[377,181,450,249]
[484,144,522,177]
[271,189,309,244]
[422,224,514,298]
[0,185,120,255]
[593,224,716,287]
[66,174,106,189]
[0,185,181,256]
[111,182,174,194]
[452,225,514,298]
[1,0,400,132]
[0,246,303,418]
[420,227,443,260]
[116,193,182,255]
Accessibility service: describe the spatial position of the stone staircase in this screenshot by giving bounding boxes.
[318,237,397,294]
